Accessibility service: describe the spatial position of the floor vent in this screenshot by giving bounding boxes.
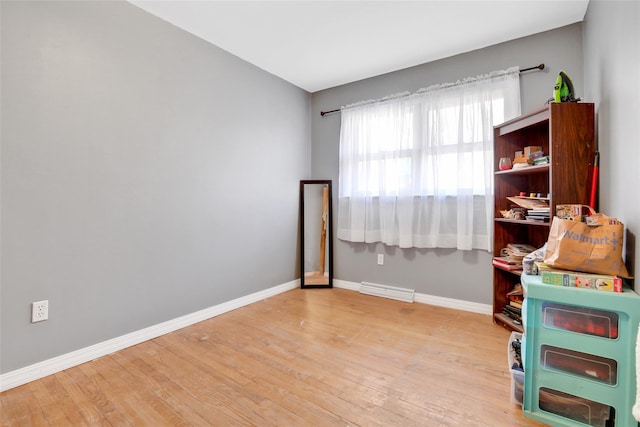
[359,282,415,303]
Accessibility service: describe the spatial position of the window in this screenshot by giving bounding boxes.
[337,67,521,250]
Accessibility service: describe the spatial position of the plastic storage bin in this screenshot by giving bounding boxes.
[538,388,613,427]
[541,302,619,339]
[522,274,640,427]
[508,331,524,406]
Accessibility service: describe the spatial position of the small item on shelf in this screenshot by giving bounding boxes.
[524,146,542,158]
[533,155,549,165]
[500,207,526,220]
[522,244,546,275]
[556,204,595,221]
[513,150,533,166]
[499,157,512,170]
[529,151,544,161]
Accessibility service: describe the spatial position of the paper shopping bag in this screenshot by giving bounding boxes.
[544,215,630,277]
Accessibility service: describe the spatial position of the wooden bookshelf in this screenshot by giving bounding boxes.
[492,103,595,331]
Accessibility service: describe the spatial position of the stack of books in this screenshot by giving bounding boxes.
[502,284,524,324]
[493,243,537,272]
[503,243,536,258]
[526,207,550,222]
[492,256,523,271]
[532,155,549,165]
[502,303,522,324]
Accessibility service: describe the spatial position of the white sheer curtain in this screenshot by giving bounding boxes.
[338,67,521,250]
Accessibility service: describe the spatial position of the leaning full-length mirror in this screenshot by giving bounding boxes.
[300,180,333,288]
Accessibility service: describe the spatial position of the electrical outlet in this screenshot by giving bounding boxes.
[32,300,49,323]
[377,254,384,265]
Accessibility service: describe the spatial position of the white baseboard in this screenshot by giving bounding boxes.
[0,280,299,392]
[334,279,491,315]
[413,293,492,315]
[333,279,360,291]
[1,278,490,392]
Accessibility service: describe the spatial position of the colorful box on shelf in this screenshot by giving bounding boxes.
[556,204,595,221]
[524,146,542,158]
[537,263,622,293]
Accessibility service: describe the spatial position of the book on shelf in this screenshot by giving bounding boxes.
[501,307,521,324]
[509,300,523,309]
[493,258,523,271]
[507,243,536,253]
[525,215,550,222]
[500,243,537,261]
[507,283,523,296]
[492,256,520,265]
[526,207,550,222]
[508,293,524,302]
[506,284,524,304]
[503,304,521,316]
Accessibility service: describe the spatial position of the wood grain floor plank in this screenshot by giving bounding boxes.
[116,343,255,426]
[28,375,82,426]
[1,288,546,426]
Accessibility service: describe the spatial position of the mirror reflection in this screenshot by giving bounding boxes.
[300,180,333,288]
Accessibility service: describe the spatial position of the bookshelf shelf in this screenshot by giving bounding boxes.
[494,164,549,176]
[494,313,523,333]
[495,218,551,227]
[492,103,595,332]
[492,264,523,276]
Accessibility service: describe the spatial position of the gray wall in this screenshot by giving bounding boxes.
[583,0,640,278]
[311,25,584,304]
[4,0,636,377]
[1,1,310,373]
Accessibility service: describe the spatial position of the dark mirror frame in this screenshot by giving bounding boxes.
[299,180,333,288]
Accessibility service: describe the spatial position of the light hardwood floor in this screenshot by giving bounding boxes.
[1,288,546,426]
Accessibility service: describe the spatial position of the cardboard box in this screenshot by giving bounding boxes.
[556,204,584,221]
[524,146,542,158]
[538,264,622,292]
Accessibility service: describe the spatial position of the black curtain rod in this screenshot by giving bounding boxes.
[320,63,545,117]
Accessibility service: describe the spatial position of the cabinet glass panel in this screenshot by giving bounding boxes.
[541,302,619,339]
[539,388,614,427]
[540,345,617,385]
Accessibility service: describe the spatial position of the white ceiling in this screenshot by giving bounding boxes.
[129,0,589,93]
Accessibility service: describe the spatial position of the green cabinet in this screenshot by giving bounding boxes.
[522,274,640,426]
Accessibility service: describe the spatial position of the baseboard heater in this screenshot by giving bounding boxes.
[359,281,415,303]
